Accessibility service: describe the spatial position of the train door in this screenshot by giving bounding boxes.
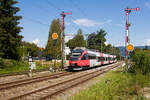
[89,54,96,67]
[103,54,108,64]
[100,53,104,65]
[80,53,89,67]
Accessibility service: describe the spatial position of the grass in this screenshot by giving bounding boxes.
[0,58,61,75]
[69,67,150,100]
[0,59,29,74]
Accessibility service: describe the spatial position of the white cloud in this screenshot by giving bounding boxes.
[65,22,71,25]
[32,38,39,45]
[145,2,150,8]
[146,39,150,45]
[115,24,124,28]
[105,42,108,46]
[73,18,112,27]
[32,38,46,48]
[65,36,73,43]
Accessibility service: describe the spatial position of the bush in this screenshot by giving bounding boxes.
[0,58,5,68]
[129,50,150,75]
[0,58,29,74]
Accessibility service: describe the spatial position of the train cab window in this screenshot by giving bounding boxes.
[81,53,88,60]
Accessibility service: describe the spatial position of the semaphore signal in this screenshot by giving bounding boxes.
[125,7,139,58]
[61,11,72,70]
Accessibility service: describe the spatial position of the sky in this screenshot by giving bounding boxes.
[16,0,150,48]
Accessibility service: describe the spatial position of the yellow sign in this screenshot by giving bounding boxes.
[52,33,58,40]
[127,44,134,51]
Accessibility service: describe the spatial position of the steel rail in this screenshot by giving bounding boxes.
[9,62,123,100]
[0,72,73,90]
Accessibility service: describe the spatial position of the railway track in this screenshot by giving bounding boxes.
[0,71,73,90]
[9,62,123,100]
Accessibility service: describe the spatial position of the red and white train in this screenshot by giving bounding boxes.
[69,47,117,70]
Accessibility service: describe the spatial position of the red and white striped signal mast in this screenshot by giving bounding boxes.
[125,7,139,58]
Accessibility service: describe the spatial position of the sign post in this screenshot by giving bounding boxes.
[52,33,58,72]
[127,44,134,52]
[126,44,134,69]
[124,7,139,70]
[52,33,58,40]
[28,56,33,77]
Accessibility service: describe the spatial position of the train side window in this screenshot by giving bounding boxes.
[81,53,88,60]
[93,55,96,59]
[98,57,104,61]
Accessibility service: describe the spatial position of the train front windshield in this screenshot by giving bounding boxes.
[70,55,80,61]
[70,49,84,61]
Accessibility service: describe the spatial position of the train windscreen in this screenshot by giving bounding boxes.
[70,49,84,61]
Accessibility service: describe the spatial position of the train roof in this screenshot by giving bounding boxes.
[73,47,116,57]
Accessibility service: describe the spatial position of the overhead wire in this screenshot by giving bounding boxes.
[45,0,63,12]
[45,0,91,33]
[43,0,80,33]
[22,0,60,27]
[69,0,87,16]
[42,0,92,40]
[23,16,49,27]
[67,0,104,39]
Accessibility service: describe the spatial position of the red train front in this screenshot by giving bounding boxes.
[68,47,117,70]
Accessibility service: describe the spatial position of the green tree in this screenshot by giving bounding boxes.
[113,47,121,60]
[66,29,86,51]
[104,44,121,60]
[87,29,107,52]
[104,44,112,54]
[87,32,96,49]
[46,19,61,58]
[77,28,82,34]
[0,0,23,60]
[143,45,148,50]
[21,41,40,57]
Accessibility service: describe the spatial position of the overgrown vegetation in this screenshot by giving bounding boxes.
[129,49,150,75]
[0,58,61,75]
[69,68,150,100]
[0,58,29,74]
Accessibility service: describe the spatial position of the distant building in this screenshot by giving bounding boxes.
[65,46,71,55]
